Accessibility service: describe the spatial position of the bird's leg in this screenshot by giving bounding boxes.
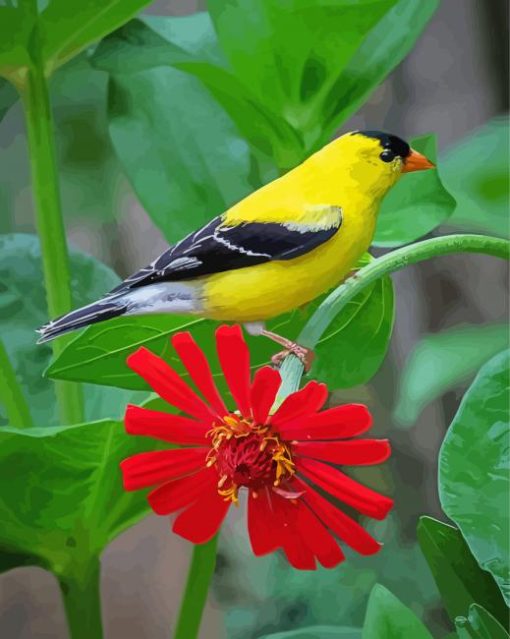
[261,330,315,373]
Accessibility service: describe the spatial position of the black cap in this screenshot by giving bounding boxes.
[356,130,411,158]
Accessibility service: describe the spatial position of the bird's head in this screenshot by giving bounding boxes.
[314,129,435,199]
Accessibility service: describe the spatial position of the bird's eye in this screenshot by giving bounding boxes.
[380,149,395,163]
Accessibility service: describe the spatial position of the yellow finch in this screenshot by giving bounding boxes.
[38,130,434,367]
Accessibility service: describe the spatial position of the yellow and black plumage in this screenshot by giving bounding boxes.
[38,130,434,365]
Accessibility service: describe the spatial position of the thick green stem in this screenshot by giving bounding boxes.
[278,233,510,398]
[58,559,103,639]
[20,24,83,425]
[173,535,219,639]
[0,339,33,428]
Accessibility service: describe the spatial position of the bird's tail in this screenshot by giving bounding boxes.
[37,297,127,344]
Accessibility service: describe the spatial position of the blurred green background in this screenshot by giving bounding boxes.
[0,1,508,638]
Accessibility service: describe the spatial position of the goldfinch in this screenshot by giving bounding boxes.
[38,130,434,367]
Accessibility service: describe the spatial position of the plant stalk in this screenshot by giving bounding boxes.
[20,30,83,425]
[58,559,103,639]
[278,233,510,398]
[173,535,219,639]
[0,339,33,428]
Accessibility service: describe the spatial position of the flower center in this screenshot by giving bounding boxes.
[206,414,295,504]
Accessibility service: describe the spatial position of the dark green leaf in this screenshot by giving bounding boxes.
[0,77,17,122]
[258,627,361,639]
[0,233,141,426]
[0,6,32,76]
[0,419,160,576]
[362,584,434,639]
[321,0,439,136]
[394,324,509,426]
[417,516,508,627]
[441,117,509,238]
[108,66,254,243]
[455,604,510,639]
[374,134,456,247]
[439,350,510,605]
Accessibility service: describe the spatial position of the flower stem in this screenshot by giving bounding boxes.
[278,233,510,398]
[0,339,33,428]
[58,559,103,639]
[19,12,83,425]
[173,535,219,639]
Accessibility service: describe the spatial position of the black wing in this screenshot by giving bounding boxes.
[108,208,342,295]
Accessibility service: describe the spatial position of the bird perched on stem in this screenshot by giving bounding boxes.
[38,130,434,368]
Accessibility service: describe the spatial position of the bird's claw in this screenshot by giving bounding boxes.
[271,343,315,373]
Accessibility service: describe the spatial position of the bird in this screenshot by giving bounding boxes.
[37,130,434,369]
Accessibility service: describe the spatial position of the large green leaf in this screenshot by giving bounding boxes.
[394,323,509,426]
[362,584,434,639]
[455,605,510,639]
[441,117,509,238]
[417,517,508,627]
[0,234,141,426]
[258,628,361,639]
[374,134,456,247]
[46,271,393,392]
[108,65,255,243]
[439,350,510,605]
[0,419,159,576]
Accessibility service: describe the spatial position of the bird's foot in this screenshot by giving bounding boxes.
[271,343,315,373]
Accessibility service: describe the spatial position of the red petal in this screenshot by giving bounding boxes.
[148,467,217,515]
[215,325,251,417]
[171,332,227,416]
[272,494,316,570]
[295,499,345,568]
[279,404,372,440]
[125,404,209,445]
[295,477,382,556]
[297,458,393,520]
[293,439,391,466]
[127,348,214,421]
[248,487,281,556]
[172,482,230,544]
[270,381,328,428]
[120,447,208,491]
[250,366,281,425]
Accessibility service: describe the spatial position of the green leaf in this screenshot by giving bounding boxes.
[417,516,508,628]
[0,419,160,576]
[108,65,255,243]
[0,6,33,76]
[258,627,361,639]
[455,604,510,639]
[394,323,509,426]
[0,78,17,122]
[441,117,509,238]
[374,134,456,247]
[439,350,510,605]
[362,584,434,639]
[320,0,439,136]
[0,233,141,426]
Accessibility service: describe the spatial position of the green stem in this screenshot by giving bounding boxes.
[0,339,33,428]
[278,233,510,398]
[58,559,103,639]
[19,15,83,425]
[173,535,219,639]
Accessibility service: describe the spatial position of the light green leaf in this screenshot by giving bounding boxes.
[258,627,361,639]
[417,517,508,628]
[439,350,510,605]
[394,323,509,426]
[362,584,434,639]
[441,117,509,238]
[108,65,254,243]
[374,134,456,247]
[455,604,510,639]
[0,419,160,576]
[0,233,142,426]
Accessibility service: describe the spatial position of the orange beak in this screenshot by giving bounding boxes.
[402,148,435,173]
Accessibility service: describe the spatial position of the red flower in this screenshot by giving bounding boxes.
[121,325,393,570]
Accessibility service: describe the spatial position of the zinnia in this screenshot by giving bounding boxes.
[121,325,393,569]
